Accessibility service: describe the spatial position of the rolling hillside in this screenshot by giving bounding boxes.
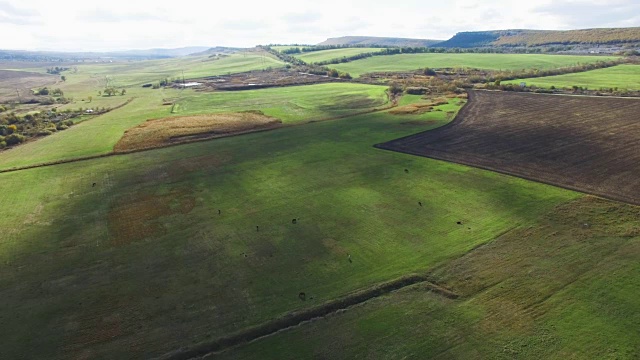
[438,27,640,48]
[319,36,443,47]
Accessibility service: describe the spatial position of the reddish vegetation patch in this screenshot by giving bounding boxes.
[389,97,453,115]
[107,189,196,246]
[389,104,433,115]
[378,91,640,205]
[170,152,234,176]
[114,111,282,152]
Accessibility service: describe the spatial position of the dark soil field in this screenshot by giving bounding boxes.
[377,91,640,205]
[195,68,339,91]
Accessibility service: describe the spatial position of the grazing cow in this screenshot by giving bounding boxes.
[348,254,352,263]
[218,209,221,215]
[292,219,297,224]
[418,202,422,207]
[299,292,306,301]
[92,183,96,187]
[256,226,259,232]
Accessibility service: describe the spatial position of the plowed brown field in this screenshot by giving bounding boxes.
[0,70,57,102]
[377,91,640,205]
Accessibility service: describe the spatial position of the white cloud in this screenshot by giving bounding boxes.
[0,0,636,51]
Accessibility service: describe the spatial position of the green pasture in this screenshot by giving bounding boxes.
[0,83,388,170]
[330,53,620,77]
[292,48,384,63]
[0,95,579,359]
[0,53,283,88]
[505,64,640,90]
[0,53,285,119]
[223,196,640,359]
[1,48,637,360]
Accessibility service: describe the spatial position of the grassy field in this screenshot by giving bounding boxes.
[73,53,284,89]
[0,94,583,359]
[292,48,384,63]
[222,196,640,359]
[330,53,620,77]
[0,53,284,87]
[505,64,640,90]
[2,49,638,360]
[0,83,388,170]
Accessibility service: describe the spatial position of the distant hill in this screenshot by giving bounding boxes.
[189,47,244,56]
[318,36,443,47]
[108,47,211,57]
[438,28,640,48]
[0,47,212,62]
[435,31,504,48]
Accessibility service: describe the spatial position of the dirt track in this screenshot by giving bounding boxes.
[377,90,640,205]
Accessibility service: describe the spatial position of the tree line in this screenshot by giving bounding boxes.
[46,67,70,75]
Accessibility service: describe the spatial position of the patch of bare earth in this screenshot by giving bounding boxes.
[378,91,640,206]
[389,97,452,115]
[114,111,282,152]
[107,188,196,246]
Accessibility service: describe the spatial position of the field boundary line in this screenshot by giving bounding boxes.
[156,274,458,360]
[0,99,396,174]
[477,88,640,100]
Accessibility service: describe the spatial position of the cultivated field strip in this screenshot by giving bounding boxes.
[377,91,640,206]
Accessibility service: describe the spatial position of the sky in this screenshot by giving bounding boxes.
[0,0,639,52]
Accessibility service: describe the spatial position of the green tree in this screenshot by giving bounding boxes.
[423,68,437,76]
[120,89,126,96]
[5,133,25,145]
[61,75,66,81]
[388,82,403,96]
